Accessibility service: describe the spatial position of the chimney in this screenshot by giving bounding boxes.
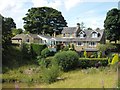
[77,23,80,28]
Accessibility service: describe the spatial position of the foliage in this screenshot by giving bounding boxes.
[98,51,102,58]
[41,48,51,58]
[104,8,120,42]
[62,46,69,51]
[31,43,47,56]
[41,60,61,84]
[111,54,119,65]
[78,58,108,68]
[71,44,75,50]
[2,15,16,65]
[23,7,67,35]
[84,51,87,58]
[54,51,79,71]
[97,43,116,52]
[12,28,23,36]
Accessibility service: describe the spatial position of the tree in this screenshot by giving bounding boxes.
[2,15,16,64]
[23,7,67,35]
[2,17,16,45]
[104,8,120,43]
[12,28,23,36]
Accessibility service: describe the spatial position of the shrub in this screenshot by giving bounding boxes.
[62,46,69,51]
[78,58,108,68]
[98,51,102,58]
[37,57,51,68]
[41,60,61,84]
[41,48,51,58]
[54,51,79,71]
[72,44,75,50]
[84,51,87,58]
[31,44,47,56]
[111,54,119,65]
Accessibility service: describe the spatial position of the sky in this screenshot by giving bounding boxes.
[0,0,119,30]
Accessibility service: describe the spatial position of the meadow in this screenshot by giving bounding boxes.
[2,65,117,88]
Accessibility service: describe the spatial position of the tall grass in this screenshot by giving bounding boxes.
[2,66,117,88]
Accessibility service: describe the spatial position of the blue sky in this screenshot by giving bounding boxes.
[0,0,119,30]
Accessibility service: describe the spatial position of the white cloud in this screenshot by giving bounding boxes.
[0,0,32,29]
[64,0,82,11]
[31,0,62,10]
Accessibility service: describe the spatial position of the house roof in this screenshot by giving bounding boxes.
[12,34,27,40]
[62,27,77,34]
[38,34,52,39]
[51,30,104,42]
[51,29,104,42]
[12,34,40,40]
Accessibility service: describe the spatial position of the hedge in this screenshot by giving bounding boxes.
[78,58,108,68]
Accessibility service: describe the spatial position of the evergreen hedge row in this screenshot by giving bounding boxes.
[79,58,108,68]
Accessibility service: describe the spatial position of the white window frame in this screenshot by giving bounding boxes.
[92,32,97,38]
[80,33,84,38]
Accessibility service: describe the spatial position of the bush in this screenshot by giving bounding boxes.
[54,51,79,71]
[84,51,87,58]
[62,46,69,51]
[41,48,51,58]
[41,60,61,84]
[111,54,119,65]
[97,51,102,58]
[31,43,47,56]
[78,58,108,68]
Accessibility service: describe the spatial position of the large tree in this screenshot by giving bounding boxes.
[104,8,120,43]
[23,7,67,35]
[2,15,16,63]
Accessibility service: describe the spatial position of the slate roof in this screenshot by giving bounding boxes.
[62,27,77,34]
[51,29,104,42]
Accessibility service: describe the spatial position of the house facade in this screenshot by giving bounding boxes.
[12,34,42,44]
[12,23,105,51]
[50,24,105,51]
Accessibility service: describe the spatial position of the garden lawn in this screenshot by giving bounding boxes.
[2,66,117,88]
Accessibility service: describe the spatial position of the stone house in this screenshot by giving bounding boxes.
[12,34,42,44]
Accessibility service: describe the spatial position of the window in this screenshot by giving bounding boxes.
[92,32,97,38]
[80,34,84,38]
[77,42,83,46]
[89,42,96,47]
[79,31,86,38]
[26,39,29,42]
[63,34,65,37]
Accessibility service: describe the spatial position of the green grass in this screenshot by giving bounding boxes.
[2,66,117,88]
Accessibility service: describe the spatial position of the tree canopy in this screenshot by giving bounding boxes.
[2,15,16,63]
[12,28,23,36]
[104,8,120,43]
[23,7,67,36]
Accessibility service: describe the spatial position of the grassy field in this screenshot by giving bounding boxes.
[2,66,117,88]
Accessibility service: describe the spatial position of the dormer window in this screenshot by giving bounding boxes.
[92,32,97,38]
[79,31,86,38]
[80,33,84,38]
